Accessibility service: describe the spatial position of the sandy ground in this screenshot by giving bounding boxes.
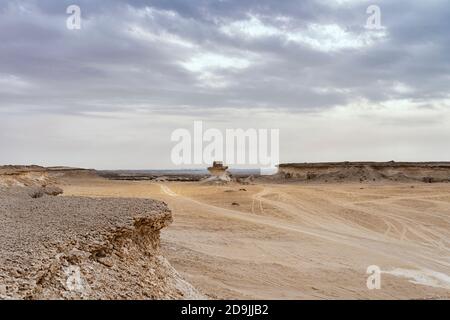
[62,178,450,299]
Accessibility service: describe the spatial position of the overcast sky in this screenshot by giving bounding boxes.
[0,0,449,169]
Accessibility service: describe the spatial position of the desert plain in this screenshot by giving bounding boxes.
[1,164,449,299]
[61,175,450,299]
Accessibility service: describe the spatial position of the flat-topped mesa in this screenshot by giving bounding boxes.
[207,161,229,177]
[277,161,450,183]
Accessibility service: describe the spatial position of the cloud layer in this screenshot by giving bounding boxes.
[1,0,449,168]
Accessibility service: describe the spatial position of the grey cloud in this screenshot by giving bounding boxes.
[1,0,449,117]
[0,0,449,168]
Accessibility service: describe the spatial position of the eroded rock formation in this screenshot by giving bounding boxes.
[0,167,203,300]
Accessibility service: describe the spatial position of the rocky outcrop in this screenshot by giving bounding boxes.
[0,169,204,300]
[0,166,53,188]
[28,186,64,198]
[0,166,99,188]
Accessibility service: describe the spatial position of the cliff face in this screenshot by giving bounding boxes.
[0,168,204,300]
[278,162,450,183]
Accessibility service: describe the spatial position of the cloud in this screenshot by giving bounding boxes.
[1,0,449,114]
[0,0,449,167]
[221,15,387,52]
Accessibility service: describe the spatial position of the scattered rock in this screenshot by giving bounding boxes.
[97,257,114,268]
[422,177,434,183]
[66,249,89,264]
[29,188,44,199]
[306,173,317,180]
[43,186,63,196]
[28,186,63,198]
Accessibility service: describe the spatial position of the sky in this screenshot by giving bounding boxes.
[0,0,449,169]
